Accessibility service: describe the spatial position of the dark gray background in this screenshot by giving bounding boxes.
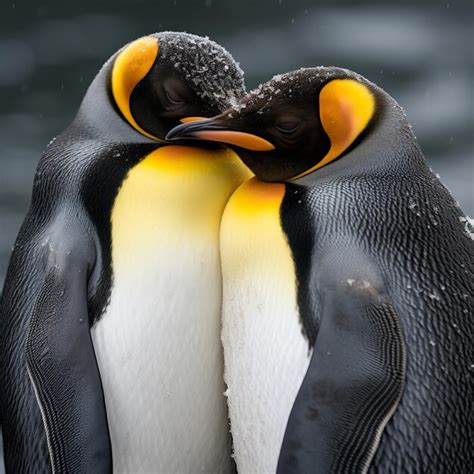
[0,0,473,468]
[1,0,473,286]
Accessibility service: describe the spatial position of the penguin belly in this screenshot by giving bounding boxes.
[91,146,251,473]
[220,178,312,473]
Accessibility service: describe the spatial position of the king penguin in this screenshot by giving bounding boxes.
[0,32,252,473]
[167,67,473,473]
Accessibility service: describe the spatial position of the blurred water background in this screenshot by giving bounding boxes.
[0,0,473,469]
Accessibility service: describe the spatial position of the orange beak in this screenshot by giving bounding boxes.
[179,116,208,124]
[166,118,275,152]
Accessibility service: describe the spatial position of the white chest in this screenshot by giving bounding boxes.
[220,179,312,474]
[91,146,251,473]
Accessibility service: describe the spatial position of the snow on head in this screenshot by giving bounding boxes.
[154,31,245,111]
[248,67,370,103]
[222,66,405,124]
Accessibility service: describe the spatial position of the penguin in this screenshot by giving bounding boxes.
[0,32,252,473]
[166,67,473,473]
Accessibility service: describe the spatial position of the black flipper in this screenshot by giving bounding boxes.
[278,274,405,474]
[25,225,112,473]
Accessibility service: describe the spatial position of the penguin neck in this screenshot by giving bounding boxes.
[296,91,425,186]
[73,56,158,146]
[357,90,424,170]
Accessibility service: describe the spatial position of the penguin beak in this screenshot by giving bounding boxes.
[166,118,275,152]
[179,116,208,123]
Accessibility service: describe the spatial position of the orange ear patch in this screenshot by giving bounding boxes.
[293,79,375,178]
[112,36,161,140]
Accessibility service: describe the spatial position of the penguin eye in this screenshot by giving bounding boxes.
[275,122,300,134]
[164,87,185,105]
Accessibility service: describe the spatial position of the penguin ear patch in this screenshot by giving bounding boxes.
[112,36,160,140]
[293,79,375,179]
[317,79,375,168]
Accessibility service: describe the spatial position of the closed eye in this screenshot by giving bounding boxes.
[165,88,185,105]
[275,122,300,134]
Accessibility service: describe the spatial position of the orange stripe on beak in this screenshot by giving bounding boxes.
[179,116,209,123]
[192,130,275,151]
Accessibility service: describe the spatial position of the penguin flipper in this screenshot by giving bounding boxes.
[25,225,112,473]
[278,275,405,474]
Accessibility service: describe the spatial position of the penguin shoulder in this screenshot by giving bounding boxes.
[39,211,96,275]
[315,243,388,303]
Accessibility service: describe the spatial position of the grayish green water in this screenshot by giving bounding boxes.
[0,0,472,469]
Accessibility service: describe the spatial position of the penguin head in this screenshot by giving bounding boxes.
[110,32,245,141]
[166,67,378,181]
